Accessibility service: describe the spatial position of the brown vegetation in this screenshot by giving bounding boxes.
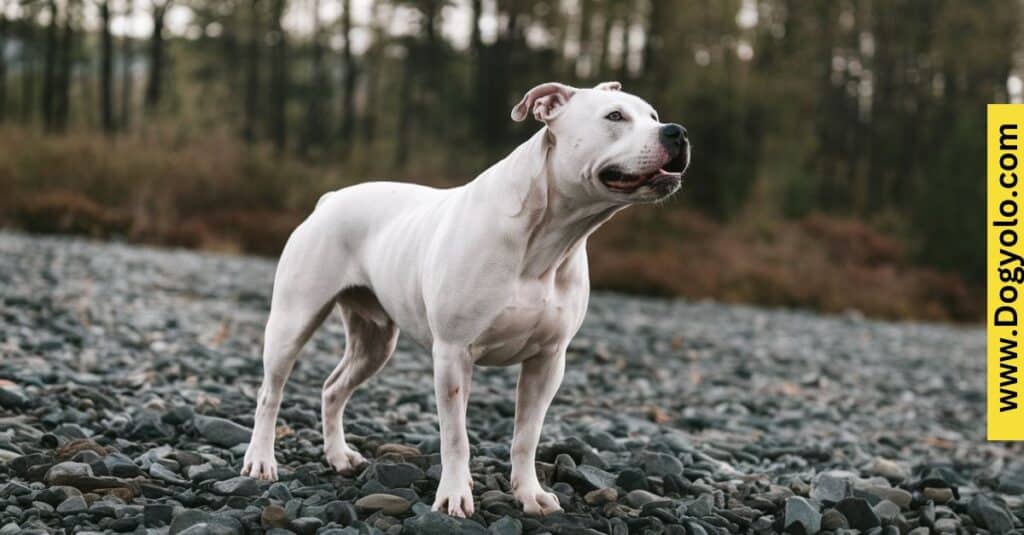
[0,127,979,323]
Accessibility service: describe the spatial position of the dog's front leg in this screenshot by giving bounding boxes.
[431,342,475,518]
[510,348,566,515]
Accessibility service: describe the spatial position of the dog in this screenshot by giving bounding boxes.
[240,81,690,517]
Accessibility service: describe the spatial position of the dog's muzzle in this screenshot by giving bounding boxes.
[598,123,690,195]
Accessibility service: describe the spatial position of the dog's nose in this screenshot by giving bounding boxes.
[659,123,687,152]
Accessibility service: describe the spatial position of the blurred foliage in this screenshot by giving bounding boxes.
[0,0,1011,320]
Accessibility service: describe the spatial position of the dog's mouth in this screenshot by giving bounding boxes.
[598,152,688,194]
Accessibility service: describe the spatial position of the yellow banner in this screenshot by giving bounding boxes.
[989,104,1024,440]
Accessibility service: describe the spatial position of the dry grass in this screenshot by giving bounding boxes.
[0,126,980,322]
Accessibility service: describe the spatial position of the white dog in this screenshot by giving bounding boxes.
[240,81,689,518]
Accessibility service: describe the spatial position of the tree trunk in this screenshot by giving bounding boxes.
[243,0,261,142]
[20,10,36,124]
[42,0,58,130]
[339,0,356,150]
[0,4,8,123]
[55,0,75,131]
[360,1,387,145]
[394,38,414,168]
[120,0,133,129]
[268,0,287,152]
[303,0,327,153]
[145,1,168,112]
[469,0,484,138]
[100,0,114,133]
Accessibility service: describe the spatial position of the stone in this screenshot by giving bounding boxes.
[640,451,684,477]
[835,498,880,531]
[821,509,848,531]
[402,511,487,535]
[211,476,268,497]
[810,473,849,504]
[866,458,909,482]
[261,505,289,529]
[193,416,252,448]
[355,493,411,515]
[55,496,88,514]
[784,496,821,535]
[584,487,618,505]
[489,516,522,535]
[966,495,1014,535]
[922,487,953,504]
[169,509,243,535]
[374,463,426,488]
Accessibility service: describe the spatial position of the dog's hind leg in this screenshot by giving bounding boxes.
[241,233,341,480]
[322,286,399,475]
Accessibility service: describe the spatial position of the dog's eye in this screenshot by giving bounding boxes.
[605,111,625,122]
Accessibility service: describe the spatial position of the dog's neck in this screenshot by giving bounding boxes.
[470,128,621,280]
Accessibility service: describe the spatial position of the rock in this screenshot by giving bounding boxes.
[169,509,243,535]
[866,458,909,482]
[821,509,848,531]
[355,493,412,515]
[615,468,649,491]
[585,487,618,505]
[55,495,88,514]
[966,495,1015,535]
[625,489,665,508]
[376,443,421,457]
[324,500,357,524]
[261,505,289,529]
[150,462,188,485]
[784,496,821,535]
[44,461,93,484]
[810,473,849,504]
[0,387,28,409]
[640,451,684,477]
[835,498,880,531]
[872,499,900,522]
[211,476,268,497]
[193,416,252,448]
[565,464,616,491]
[402,511,487,535]
[489,516,522,535]
[922,487,953,504]
[375,463,426,488]
[289,516,323,535]
[144,504,174,527]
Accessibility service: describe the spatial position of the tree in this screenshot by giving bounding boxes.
[41,0,59,130]
[120,0,134,129]
[0,1,8,123]
[100,0,115,133]
[242,0,261,142]
[268,0,287,152]
[145,0,170,112]
[303,0,328,153]
[54,0,77,132]
[338,0,356,150]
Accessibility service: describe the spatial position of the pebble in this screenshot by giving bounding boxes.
[355,493,412,515]
[0,233,1005,535]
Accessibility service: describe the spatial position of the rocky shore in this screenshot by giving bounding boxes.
[0,232,1018,534]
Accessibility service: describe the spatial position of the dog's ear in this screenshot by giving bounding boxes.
[511,82,578,123]
[594,81,622,91]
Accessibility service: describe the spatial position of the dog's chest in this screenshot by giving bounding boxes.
[469,278,583,366]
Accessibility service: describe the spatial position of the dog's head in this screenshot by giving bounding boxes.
[512,81,689,203]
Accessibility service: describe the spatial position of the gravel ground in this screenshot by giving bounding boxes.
[0,231,1019,535]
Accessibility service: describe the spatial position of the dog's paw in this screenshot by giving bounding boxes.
[432,477,475,518]
[325,443,367,476]
[515,486,562,516]
[241,448,279,481]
